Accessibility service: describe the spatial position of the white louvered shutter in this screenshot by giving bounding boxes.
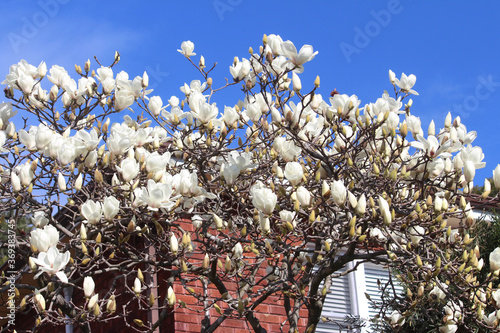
[363,264,404,319]
[316,267,355,333]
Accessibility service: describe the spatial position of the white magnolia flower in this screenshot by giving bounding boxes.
[167,286,176,306]
[31,211,49,228]
[429,283,447,300]
[221,163,240,185]
[83,276,95,298]
[273,137,301,162]
[133,277,142,294]
[229,57,251,81]
[439,324,458,333]
[411,134,451,159]
[47,65,70,87]
[296,186,311,207]
[355,193,366,215]
[114,90,135,111]
[280,40,318,73]
[232,243,243,259]
[378,196,392,224]
[88,294,99,310]
[330,180,347,206]
[408,226,425,245]
[31,247,71,283]
[134,179,177,211]
[81,200,102,224]
[116,158,140,182]
[284,162,303,186]
[33,290,46,312]
[250,182,277,215]
[292,72,301,91]
[170,234,179,254]
[490,247,500,271]
[178,41,196,58]
[222,106,239,127]
[484,311,498,327]
[493,164,500,189]
[389,310,405,326]
[393,72,419,95]
[149,96,166,116]
[102,196,120,221]
[11,172,21,192]
[280,210,296,227]
[492,289,500,308]
[30,225,59,253]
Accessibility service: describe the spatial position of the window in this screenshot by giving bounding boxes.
[317,261,403,333]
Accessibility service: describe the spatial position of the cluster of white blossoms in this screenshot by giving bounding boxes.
[3,34,500,332]
[29,213,70,284]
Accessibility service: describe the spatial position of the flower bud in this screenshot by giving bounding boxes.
[202,253,210,270]
[106,295,116,313]
[167,286,176,307]
[170,234,179,255]
[34,290,45,312]
[133,277,141,295]
[83,276,95,298]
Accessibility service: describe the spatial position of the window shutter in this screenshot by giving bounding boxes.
[363,264,403,319]
[316,267,354,333]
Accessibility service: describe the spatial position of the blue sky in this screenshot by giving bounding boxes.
[1,0,499,183]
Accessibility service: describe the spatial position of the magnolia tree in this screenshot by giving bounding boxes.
[1,34,500,333]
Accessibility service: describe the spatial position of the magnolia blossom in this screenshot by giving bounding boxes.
[221,163,240,185]
[273,137,301,162]
[81,200,102,224]
[280,40,318,73]
[88,294,99,311]
[393,72,419,95]
[259,214,270,233]
[429,283,447,300]
[408,226,425,245]
[222,106,239,127]
[83,276,95,298]
[133,277,141,294]
[330,180,347,206]
[34,290,46,312]
[284,161,303,186]
[494,164,500,189]
[232,243,243,259]
[31,247,71,283]
[11,172,21,192]
[134,179,177,211]
[31,211,49,228]
[280,210,296,227]
[296,186,311,207]
[292,72,301,91]
[390,310,405,326]
[30,225,59,253]
[148,96,166,116]
[167,286,176,306]
[250,183,277,215]
[355,193,366,215]
[102,196,120,221]
[116,158,140,182]
[490,247,500,271]
[378,196,392,224]
[178,41,196,57]
[170,234,179,254]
